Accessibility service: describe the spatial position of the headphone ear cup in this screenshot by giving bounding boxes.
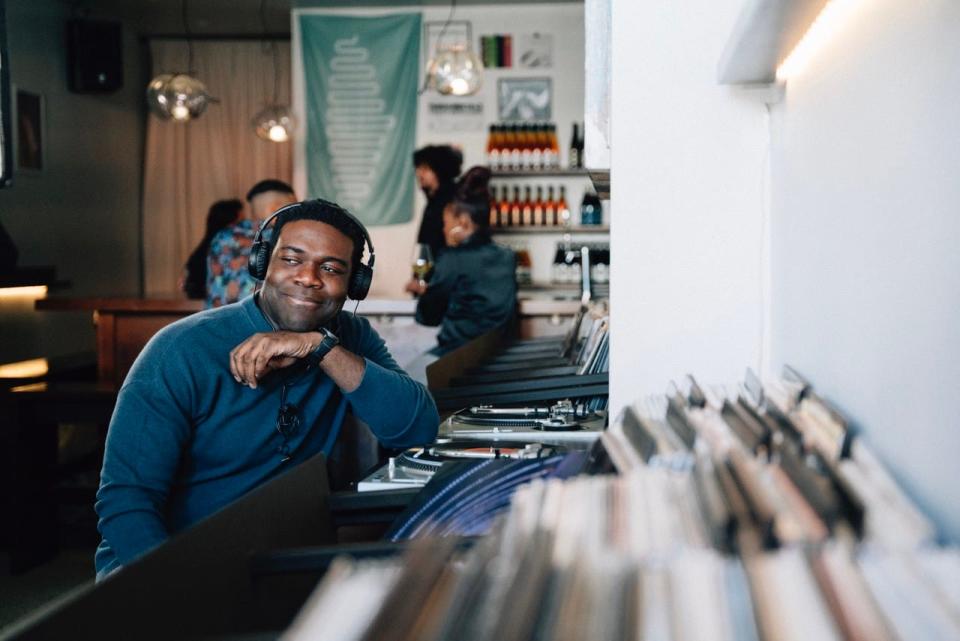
[348,264,373,300]
[248,240,272,280]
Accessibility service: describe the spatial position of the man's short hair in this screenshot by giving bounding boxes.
[412,145,463,184]
[246,179,295,203]
[270,199,367,274]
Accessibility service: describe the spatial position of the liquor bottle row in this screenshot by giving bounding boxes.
[489,185,604,228]
[485,122,561,171]
[552,242,610,284]
[489,184,571,227]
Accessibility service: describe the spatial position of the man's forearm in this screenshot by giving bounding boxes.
[344,359,439,447]
[318,345,365,392]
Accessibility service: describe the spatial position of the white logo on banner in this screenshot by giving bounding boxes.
[325,36,396,209]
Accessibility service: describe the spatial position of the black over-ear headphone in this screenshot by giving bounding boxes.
[247,200,376,301]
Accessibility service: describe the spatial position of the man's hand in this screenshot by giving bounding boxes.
[229,331,321,388]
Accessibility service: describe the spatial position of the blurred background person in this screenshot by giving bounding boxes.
[406,166,517,357]
[206,179,297,307]
[412,145,462,261]
[180,199,243,300]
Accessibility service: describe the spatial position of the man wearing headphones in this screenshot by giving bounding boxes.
[94,199,439,580]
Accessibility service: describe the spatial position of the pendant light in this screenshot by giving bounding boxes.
[145,0,211,122]
[423,0,484,97]
[428,44,483,96]
[252,0,295,142]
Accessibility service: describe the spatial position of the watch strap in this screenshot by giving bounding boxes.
[307,327,340,365]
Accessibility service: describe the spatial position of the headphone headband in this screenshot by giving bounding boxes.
[252,200,376,265]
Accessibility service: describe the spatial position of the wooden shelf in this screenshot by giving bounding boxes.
[492,225,608,235]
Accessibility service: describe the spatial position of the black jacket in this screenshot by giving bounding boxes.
[415,232,517,353]
[416,182,456,259]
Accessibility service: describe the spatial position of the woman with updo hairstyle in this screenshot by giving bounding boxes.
[407,166,518,354]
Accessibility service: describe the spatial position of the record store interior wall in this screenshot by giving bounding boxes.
[293,2,585,298]
[608,0,768,406]
[769,0,960,542]
[0,0,144,364]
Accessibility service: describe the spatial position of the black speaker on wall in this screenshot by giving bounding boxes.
[66,19,123,93]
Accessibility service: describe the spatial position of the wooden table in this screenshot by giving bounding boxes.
[36,297,204,389]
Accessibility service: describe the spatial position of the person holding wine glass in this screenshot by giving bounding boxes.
[405,166,517,356]
[410,243,434,297]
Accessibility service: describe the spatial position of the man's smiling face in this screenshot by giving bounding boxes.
[259,219,354,331]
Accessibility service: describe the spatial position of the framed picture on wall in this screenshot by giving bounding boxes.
[15,89,43,172]
[498,77,552,121]
[517,33,554,68]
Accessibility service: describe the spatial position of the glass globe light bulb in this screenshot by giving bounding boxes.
[145,73,210,122]
[146,73,174,118]
[429,45,484,96]
[253,105,296,143]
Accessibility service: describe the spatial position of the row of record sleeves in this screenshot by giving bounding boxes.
[281,368,959,641]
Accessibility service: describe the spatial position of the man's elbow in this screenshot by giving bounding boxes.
[382,399,439,449]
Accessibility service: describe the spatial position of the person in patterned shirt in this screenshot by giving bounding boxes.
[206,179,297,307]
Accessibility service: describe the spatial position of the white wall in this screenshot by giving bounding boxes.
[293,3,585,297]
[770,0,960,540]
[0,0,144,363]
[608,0,768,413]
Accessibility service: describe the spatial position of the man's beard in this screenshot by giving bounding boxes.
[259,286,342,332]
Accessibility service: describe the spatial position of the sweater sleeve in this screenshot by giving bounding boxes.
[415,253,457,327]
[343,321,439,448]
[94,336,194,569]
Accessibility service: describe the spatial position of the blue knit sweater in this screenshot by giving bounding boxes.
[94,296,439,577]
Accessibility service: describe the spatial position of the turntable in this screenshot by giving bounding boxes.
[442,399,606,444]
[358,401,605,492]
[357,439,562,492]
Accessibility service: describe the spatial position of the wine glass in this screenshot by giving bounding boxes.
[411,244,434,293]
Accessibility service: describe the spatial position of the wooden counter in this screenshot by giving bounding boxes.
[37,296,203,388]
[36,296,582,389]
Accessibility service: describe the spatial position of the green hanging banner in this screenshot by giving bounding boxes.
[300,13,421,226]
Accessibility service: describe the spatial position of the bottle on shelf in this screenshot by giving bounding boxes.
[518,125,532,170]
[545,185,557,225]
[575,121,585,169]
[510,186,522,226]
[590,243,610,284]
[500,125,514,171]
[490,186,501,227]
[531,124,545,170]
[568,123,580,169]
[580,191,602,226]
[498,186,511,227]
[511,124,524,170]
[552,243,567,283]
[557,185,571,226]
[533,185,545,226]
[560,241,581,284]
[486,125,499,169]
[547,124,560,169]
[521,185,533,226]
